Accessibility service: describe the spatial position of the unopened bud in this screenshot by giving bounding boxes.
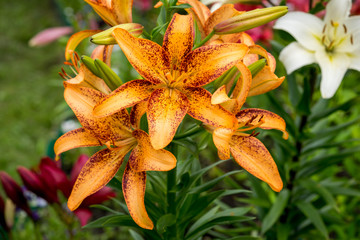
[214,6,288,34]
[94,59,123,91]
[91,23,144,45]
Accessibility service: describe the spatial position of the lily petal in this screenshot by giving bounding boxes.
[163,14,193,66]
[212,85,232,105]
[179,0,211,38]
[112,28,170,84]
[315,50,351,99]
[213,127,234,160]
[129,130,177,171]
[231,62,252,112]
[68,147,130,211]
[182,43,248,87]
[147,88,189,149]
[185,87,237,129]
[91,45,114,66]
[236,108,288,139]
[279,42,316,74]
[248,67,285,97]
[230,136,283,192]
[349,50,360,71]
[204,4,240,36]
[64,85,132,140]
[112,0,133,24]
[274,12,323,51]
[130,100,148,129]
[123,164,153,229]
[324,0,351,24]
[65,30,101,60]
[54,128,100,158]
[93,79,154,117]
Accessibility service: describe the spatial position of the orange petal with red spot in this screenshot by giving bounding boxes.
[236,108,288,139]
[185,87,237,129]
[130,101,148,129]
[68,147,130,211]
[65,30,101,60]
[213,127,234,160]
[54,128,100,158]
[182,43,248,87]
[123,164,154,229]
[147,88,189,149]
[129,130,177,171]
[93,79,153,117]
[64,85,132,141]
[163,14,193,66]
[112,28,170,84]
[230,136,283,192]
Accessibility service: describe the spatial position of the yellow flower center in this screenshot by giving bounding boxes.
[321,20,353,52]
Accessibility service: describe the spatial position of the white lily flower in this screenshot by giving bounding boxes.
[274,0,360,98]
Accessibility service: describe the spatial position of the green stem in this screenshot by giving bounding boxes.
[174,125,203,140]
[166,144,178,239]
[193,30,215,49]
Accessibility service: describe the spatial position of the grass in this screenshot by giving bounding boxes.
[0,0,67,177]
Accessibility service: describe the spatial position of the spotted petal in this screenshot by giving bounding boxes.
[112,28,170,84]
[185,87,237,129]
[230,136,283,192]
[68,147,130,211]
[182,43,248,87]
[236,108,288,139]
[129,130,177,172]
[147,88,189,149]
[54,128,101,158]
[163,14,193,67]
[93,79,154,117]
[123,164,153,229]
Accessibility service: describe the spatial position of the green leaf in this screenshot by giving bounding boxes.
[299,179,338,211]
[287,73,301,107]
[83,215,138,228]
[227,237,261,240]
[276,223,291,240]
[296,75,311,115]
[326,186,360,197]
[129,229,144,240]
[309,97,358,123]
[194,20,202,46]
[156,214,176,234]
[108,176,123,191]
[169,3,191,9]
[296,201,328,239]
[312,117,360,139]
[89,204,123,214]
[151,22,168,41]
[188,170,242,194]
[261,189,290,234]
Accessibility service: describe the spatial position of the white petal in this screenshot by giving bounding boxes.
[315,50,351,98]
[274,12,323,51]
[349,50,360,71]
[279,42,316,74]
[324,0,351,24]
[344,16,360,34]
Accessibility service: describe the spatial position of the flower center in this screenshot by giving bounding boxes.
[321,20,353,52]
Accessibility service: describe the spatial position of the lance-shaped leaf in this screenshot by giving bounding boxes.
[68,147,130,211]
[123,164,154,229]
[229,136,283,192]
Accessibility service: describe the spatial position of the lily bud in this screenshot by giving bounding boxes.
[0,172,35,221]
[214,6,288,34]
[94,59,123,91]
[91,23,144,45]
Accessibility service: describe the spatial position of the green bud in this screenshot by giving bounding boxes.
[214,6,288,34]
[91,23,144,45]
[248,58,267,77]
[94,59,123,91]
[81,56,101,77]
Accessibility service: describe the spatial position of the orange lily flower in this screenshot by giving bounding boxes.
[54,84,176,230]
[93,13,249,150]
[84,0,133,26]
[176,1,284,97]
